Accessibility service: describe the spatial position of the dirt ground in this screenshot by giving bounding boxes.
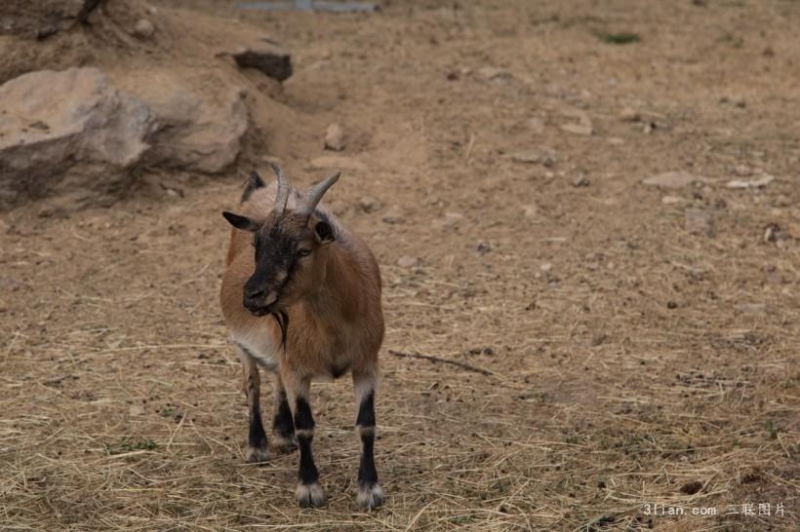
[2,0,800,530]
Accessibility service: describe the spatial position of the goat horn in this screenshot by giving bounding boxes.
[297,172,340,217]
[268,162,290,216]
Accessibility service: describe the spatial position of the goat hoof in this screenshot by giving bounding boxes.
[270,433,298,454]
[245,447,269,464]
[357,482,384,511]
[296,482,326,508]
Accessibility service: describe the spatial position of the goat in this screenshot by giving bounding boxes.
[219,163,385,510]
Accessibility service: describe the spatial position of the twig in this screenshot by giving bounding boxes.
[389,350,493,376]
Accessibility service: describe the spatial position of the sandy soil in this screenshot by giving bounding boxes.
[1,0,799,530]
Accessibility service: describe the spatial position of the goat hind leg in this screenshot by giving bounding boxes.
[353,371,383,510]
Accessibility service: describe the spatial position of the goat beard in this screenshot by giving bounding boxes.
[270,309,289,350]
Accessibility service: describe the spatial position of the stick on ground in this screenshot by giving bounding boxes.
[388,350,493,376]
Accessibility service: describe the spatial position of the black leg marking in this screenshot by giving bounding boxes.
[271,389,297,453]
[294,397,324,507]
[355,390,383,510]
[294,398,318,484]
[356,391,378,486]
[249,408,268,453]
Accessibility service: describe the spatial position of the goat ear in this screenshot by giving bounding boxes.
[222,211,258,232]
[314,220,335,245]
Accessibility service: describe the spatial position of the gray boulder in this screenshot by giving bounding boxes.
[0,67,154,209]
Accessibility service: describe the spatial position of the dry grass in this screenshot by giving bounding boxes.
[2,0,800,530]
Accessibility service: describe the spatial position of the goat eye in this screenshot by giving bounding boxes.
[298,248,312,257]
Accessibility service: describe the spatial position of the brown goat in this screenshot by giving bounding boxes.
[219,164,385,510]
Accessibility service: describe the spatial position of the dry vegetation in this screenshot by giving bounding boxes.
[1,0,800,530]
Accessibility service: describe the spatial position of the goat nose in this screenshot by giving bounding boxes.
[245,286,266,299]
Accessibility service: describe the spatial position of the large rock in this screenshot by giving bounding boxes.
[231,39,292,82]
[1,0,101,37]
[0,67,154,209]
[116,69,249,174]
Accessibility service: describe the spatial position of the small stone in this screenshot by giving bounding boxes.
[358,196,380,213]
[685,208,714,236]
[133,19,155,39]
[129,404,145,416]
[643,171,699,189]
[396,256,419,268]
[619,107,640,121]
[572,174,589,187]
[540,262,553,272]
[726,174,774,189]
[324,123,345,151]
[508,148,556,166]
[523,205,538,218]
[661,195,685,205]
[560,122,593,136]
[38,205,55,218]
[528,117,545,133]
[476,242,491,255]
[476,67,512,80]
[381,205,406,225]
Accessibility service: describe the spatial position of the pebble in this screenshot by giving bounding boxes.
[324,123,345,151]
[396,256,419,268]
[572,174,589,187]
[643,171,699,189]
[133,19,155,39]
[358,196,380,213]
[619,107,640,122]
[685,208,714,236]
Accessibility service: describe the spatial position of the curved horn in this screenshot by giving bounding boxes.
[297,171,341,217]
[268,162,290,216]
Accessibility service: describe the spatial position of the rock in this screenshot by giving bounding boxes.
[129,404,145,416]
[508,148,556,167]
[231,39,292,82]
[522,204,538,218]
[396,255,418,268]
[560,109,593,136]
[528,117,545,133]
[726,174,774,189]
[0,68,154,210]
[619,107,640,122]
[475,67,512,80]
[440,212,465,229]
[381,205,406,225]
[642,171,699,189]
[540,262,553,272]
[560,122,593,136]
[133,19,155,39]
[358,196,380,213]
[324,123,345,151]
[684,208,714,236]
[476,242,491,255]
[116,69,248,174]
[309,155,367,172]
[0,0,102,37]
[572,174,589,187]
[661,195,685,205]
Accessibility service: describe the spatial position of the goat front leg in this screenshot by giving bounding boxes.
[236,346,268,463]
[353,370,383,510]
[283,372,325,507]
[270,374,298,453]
